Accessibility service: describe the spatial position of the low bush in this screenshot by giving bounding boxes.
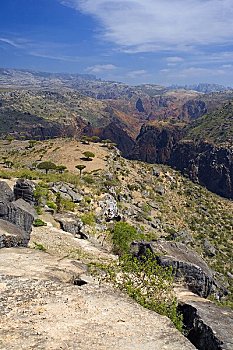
[90,250,183,332]
[112,222,143,256]
[33,219,47,227]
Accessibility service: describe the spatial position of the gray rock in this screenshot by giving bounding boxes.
[152,167,161,177]
[51,182,83,203]
[155,185,165,195]
[55,213,88,239]
[0,181,14,202]
[13,198,37,219]
[179,301,233,350]
[98,194,121,222]
[171,230,194,245]
[131,241,227,299]
[203,238,216,257]
[14,179,36,205]
[0,199,34,235]
[0,219,30,248]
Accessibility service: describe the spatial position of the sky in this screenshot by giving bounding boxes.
[0,0,233,86]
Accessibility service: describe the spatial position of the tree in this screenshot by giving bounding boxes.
[28,140,37,148]
[81,136,91,145]
[91,136,100,143]
[37,161,57,174]
[56,165,67,174]
[75,164,86,176]
[82,151,95,161]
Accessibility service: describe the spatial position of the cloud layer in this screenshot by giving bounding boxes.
[61,0,233,52]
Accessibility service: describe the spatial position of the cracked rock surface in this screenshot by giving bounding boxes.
[0,248,195,350]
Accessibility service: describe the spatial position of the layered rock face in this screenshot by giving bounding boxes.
[14,179,36,205]
[169,141,233,199]
[129,124,184,163]
[178,301,233,350]
[129,124,233,199]
[131,241,227,299]
[0,181,35,248]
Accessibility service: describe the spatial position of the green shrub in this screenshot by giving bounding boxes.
[46,201,57,210]
[82,151,95,161]
[80,212,96,226]
[0,170,11,179]
[61,198,76,212]
[112,222,143,255]
[33,242,46,251]
[33,219,47,227]
[91,251,183,332]
[82,174,95,185]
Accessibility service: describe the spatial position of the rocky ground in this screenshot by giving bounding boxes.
[0,247,195,350]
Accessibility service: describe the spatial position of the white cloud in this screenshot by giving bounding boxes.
[127,69,148,78]
[221,64,232,68]
[60,0,233,52]
[160,66,227,80]
[86,64,117,73]
[166,56,184,63]
[0,37,28,48]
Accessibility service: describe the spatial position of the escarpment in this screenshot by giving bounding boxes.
[129,119,233,199]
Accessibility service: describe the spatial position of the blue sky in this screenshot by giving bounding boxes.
[0,0,233,86]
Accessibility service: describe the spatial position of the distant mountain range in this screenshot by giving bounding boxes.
[168,83,233,93]
[1,68,232,95]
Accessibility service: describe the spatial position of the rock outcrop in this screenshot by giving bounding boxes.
[54,213,88,239]
[0,219,30,248]
[0,181,14,202]
[131,241,227,299]
[129,123,184,163]
[14,179,36,205]
[98,194,121,222]
[51,182,83,203]
[0,248,195,350]
[0,181,35,248]
[179,301,233,350]
[169,141,233,199]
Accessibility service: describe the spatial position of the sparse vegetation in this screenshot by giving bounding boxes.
[33,219,47,227]
[91,250,183,332]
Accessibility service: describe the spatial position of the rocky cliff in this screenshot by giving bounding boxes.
[169,141,233,199]
[129,102,233,199]
[129,123,184,163]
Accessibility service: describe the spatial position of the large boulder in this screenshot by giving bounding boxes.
[0,219,30,248]
[0,199,34,235]
[97,194,121,222]
[54,213,88,239]
[131,241,227,299]
[14,179,36,205]
[0,181,14,202]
